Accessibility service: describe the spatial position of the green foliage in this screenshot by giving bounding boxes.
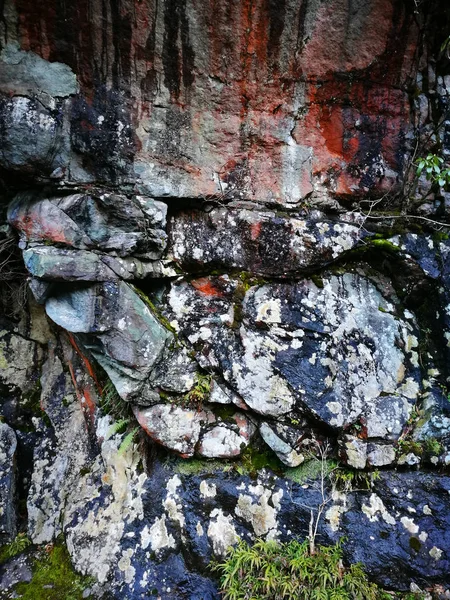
[100,380,128,420]
[285,458,337,485]
[423,437,443,456]
[14,543,94,600]
[105,418,130,440]
[441,35,450,59]
[0,533,31,563]
[117,427,140,456]
[416,153,450,188]
[182,372,212,407]
[101,381,140,456]
[332,468,380,492]
[172,457,230,476]
[211,539,386,600]
[396,439,423,457]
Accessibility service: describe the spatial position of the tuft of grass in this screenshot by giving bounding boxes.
[0,533,31,564]
[285,458,337,485]
[211,539,392,600]
[332,468,380,492]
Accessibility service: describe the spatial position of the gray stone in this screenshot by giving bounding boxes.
[23,246,118,281]
[259,422,305,467]
[340,435,367,469]
[0,43,78,97]
[133,404,215,457]
[45,281,172,401]
[0,423,17,542]
[0,95,70,174]
[367,443,397,467]
[170,208,369,276]
[149,347,198,394]
[198,414,255,458]
[8,191,168,259]
[167,272,421,428]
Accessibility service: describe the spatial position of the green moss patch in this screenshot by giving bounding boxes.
[14,542,94,600]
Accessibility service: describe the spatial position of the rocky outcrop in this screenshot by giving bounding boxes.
[1,0,450,598]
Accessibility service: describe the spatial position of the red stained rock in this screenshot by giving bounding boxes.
[6,0,420,203]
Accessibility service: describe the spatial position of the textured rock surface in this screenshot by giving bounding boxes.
[170,208,369,275]
[0,423,17,542]
[166,272,420,428]
[1,0,450,598]
[0,0,421,202]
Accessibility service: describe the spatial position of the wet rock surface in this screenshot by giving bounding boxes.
[0,423,17,543]
[1,0,450,598]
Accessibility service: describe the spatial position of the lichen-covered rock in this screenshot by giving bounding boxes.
[0,422,17,542]
[167,272,421,432]
[133,404,215,457]
[259,422,306,467]
[0,329,43,394]
[170,208,369,275]
[0,95,71,175]
[198,413,256,458]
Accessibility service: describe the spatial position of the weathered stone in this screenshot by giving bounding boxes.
[0,423,17,542]
[167,272,421,428]
[340,435,367,470]
[23,246,118,281]
[45,281,172,401]
[0,329,43,394]
[413,389,450,454]
[8,192,168,258]
[170,208,368,276]
[0,95,70,175]
[0,43,78,97]
[198,413,255,458]
[148,347,198,394]
[133,404,215,457]
[259,422,305,467]
[367,443,397,467]
[0,552,33,593]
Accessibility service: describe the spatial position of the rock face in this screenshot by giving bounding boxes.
[0,0,422,203]
[1,0,450,599]
[0,423,17,543]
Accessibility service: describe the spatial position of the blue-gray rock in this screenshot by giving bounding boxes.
[0,422,17,543]
[45,281,172,401]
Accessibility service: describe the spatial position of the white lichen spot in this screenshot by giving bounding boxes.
[400,516,419,534]
[429,546,443,560]
[149,515,176,552]
[200,480,217,498]
[207,509,239,556]
[362,494,396,525]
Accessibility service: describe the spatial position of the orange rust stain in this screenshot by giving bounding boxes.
[67,333,102,393]
[191,278,224,297]
[343,136,359,161]
[250,221,262,241]
[80,387,96,423]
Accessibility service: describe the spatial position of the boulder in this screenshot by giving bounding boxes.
[8,192,168,258]
[198,413,256,458]
[133,404,215,457]
[45,281,172,401]
[167,272,421,430]
[170,208,369,276]
[259,422,306,467]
